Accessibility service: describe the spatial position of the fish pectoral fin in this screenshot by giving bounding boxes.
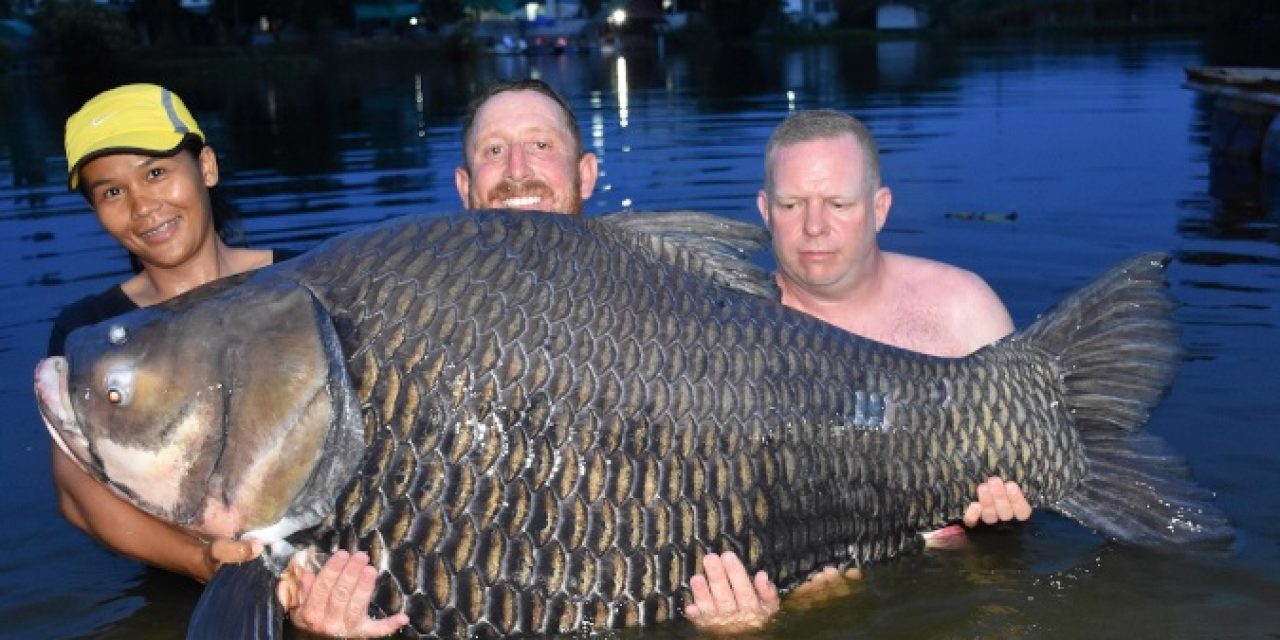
[187,558,284,640]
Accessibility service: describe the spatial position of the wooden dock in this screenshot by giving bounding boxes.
[1185,66,1280,175]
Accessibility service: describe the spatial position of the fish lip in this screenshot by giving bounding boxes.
[34,357,92,474]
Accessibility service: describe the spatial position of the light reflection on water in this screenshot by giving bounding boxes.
[1,37,1278,638]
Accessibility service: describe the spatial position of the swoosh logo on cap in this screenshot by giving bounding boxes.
[90,112,117,126]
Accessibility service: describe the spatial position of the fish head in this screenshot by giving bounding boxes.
[36,273,365,543]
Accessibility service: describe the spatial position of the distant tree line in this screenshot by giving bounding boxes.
[26,0,471,51]
[19,0,1279,69]
[686,0,1275,36]
[897,0,1273,32]
[24,0,476,71]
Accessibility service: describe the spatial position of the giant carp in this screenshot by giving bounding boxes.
[35,210,1230,638]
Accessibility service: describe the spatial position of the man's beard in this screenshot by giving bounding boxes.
[476,175,582,215]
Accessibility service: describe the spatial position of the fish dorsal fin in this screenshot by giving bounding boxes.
[597,210,779,301]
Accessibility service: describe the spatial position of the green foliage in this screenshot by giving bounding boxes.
[906,0,1270,33]
[664,14,719,50]
[423,0,466,27]
[130,0,206,50]
[702,0,779,38]
[32,0,134,72]
[831,0,877,27]
[463,0,519,13]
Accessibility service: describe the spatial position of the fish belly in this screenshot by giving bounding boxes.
[281,212,1076,636]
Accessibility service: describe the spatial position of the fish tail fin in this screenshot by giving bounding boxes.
[187,559,284,639]
[1015,252,1233,546]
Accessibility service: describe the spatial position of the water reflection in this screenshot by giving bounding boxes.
[876,39,921,87]
[615,55,630,128]
[1200,155,1280,241]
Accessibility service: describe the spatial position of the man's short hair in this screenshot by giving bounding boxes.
[764,109,882,196]
[460,79,583,169]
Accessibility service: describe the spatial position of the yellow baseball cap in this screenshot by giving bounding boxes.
[64,83,205,190]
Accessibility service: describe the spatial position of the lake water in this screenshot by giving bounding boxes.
[2,35,1279,639]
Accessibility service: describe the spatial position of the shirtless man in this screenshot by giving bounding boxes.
[683,109,1034,632]
[287,80,598,636]
[292,94,1032,637]
[453,78,598,214]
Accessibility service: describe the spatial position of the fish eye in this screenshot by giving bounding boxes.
[108,325,128,345]
[103,367,134,407]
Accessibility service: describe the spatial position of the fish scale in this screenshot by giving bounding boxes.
[39,211,1233,639]
[280,213,1056,635]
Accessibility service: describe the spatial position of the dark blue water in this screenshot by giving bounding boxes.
[2,37,1278,638]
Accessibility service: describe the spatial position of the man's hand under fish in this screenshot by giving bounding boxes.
[207,540,409,638]
[241,476,1032,638]
[681,477,1034,633]
[685,551,781,634]
[280,550,412,638]
[964,477,1033,528]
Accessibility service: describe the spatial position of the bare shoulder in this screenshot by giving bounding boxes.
[884,253,992,298]
[884,253,1014,348]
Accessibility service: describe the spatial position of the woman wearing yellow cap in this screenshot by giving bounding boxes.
[49,83,407,638]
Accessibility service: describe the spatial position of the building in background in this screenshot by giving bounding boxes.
[782,0,836,28]
[876,3,928,30]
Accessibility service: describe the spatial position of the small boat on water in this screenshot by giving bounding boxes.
[1183,67,1280,174]
[1185,66,1280,106]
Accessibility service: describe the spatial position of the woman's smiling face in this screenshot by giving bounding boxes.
[79,145,219,270]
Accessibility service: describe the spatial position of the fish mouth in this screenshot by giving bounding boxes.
[36,356,232,534]
[34,357,94,475]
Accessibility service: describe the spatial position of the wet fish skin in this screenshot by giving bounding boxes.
[279,211,1130,634]
[39,210,1230,638]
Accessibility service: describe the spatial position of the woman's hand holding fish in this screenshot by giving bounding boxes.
[685,551,781,634]
[203,537,263,576]
[278,550,410,639]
